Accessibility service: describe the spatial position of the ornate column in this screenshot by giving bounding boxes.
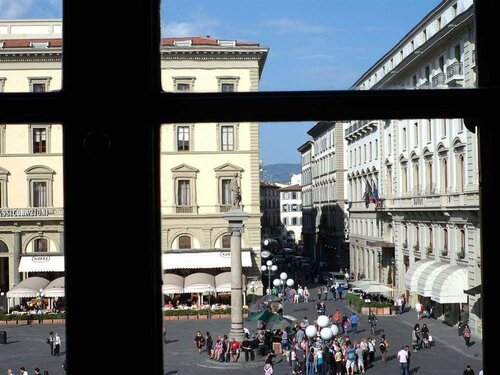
[224,209,248,342]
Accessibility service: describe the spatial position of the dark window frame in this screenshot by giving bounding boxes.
[0,1,496,373]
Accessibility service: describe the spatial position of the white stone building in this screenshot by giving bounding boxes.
[279,184,302,244]
[347,0,481,336]
[299,121,349,270]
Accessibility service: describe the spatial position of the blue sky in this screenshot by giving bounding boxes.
[2,0,441,166]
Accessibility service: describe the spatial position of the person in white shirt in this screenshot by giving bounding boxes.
[415,301,422,320]
[397,346,409,375]
[19,367,28,375]
[54,333,62,356]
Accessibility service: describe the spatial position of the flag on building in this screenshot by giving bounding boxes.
[372,179,380,207]
[363,179,372,208]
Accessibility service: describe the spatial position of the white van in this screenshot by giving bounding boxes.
[326,272,348,289]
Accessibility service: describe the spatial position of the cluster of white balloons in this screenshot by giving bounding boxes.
[305,315,340,341]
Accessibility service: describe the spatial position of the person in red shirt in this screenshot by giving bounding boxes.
[229,337,241,362]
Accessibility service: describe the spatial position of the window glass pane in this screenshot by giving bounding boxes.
[0,123,65,369]
[0,17,62,94]
[161,0,477,92]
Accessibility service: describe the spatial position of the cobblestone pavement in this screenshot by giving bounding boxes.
[0,297,484,374]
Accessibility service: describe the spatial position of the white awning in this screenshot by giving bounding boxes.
[184,273,215,293]
[404,259,434,292]
[162,273,184,294]
[19,255,65,272]
[43,276,65,297]
[416,262,449,297]
[162,251,252,270]
[214,272,246,293]
[7,277,50,298]
[431,265,468,304]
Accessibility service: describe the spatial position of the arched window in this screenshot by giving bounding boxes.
[0,240,8,253]
[443,228,448,250]
[441,158,448,193]
[178,235,191,249]
[456,154,464,192]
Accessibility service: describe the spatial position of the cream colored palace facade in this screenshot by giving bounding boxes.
[0,20,268,297]
[347,0,481,336]
[0,20,64,298]
[160,37,268,294]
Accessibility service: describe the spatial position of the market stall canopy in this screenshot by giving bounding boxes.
[162,251,252,270]
[214,272,246,293]
[184,273,215,293]
[43,276,65,297]
[18,254,65,272]
[162,273,184,294]
[6,277,50,298]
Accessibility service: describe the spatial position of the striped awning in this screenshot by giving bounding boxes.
[431,265,468,304]
[404,259,434,292]
[416,262,449,297]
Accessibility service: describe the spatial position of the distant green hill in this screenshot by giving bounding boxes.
[261,163,301,183]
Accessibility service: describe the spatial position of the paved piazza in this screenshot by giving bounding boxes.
[0,297,483,374]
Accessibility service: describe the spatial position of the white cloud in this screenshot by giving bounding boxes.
[162,7,220,37]
[261,18,330,35]
[0,0,35,19]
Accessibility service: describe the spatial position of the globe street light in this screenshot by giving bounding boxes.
[261,260,278,295]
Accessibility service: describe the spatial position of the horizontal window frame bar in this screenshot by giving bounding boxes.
[0,88,496,124]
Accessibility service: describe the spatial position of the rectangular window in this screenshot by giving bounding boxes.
[221,126,234,151]
[32,83,47,92]
[177,180,190,206]
[375,139,378,159]
[33,128,47,153]
[221,83,235,92]
[176,83,191,91]
[33,181,48,207]
[177,126,190,151]
[292,217,298,225]
[283,217,287,225]
[403,128,407,149]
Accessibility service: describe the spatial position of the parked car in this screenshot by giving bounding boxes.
[347,287,364,296]
[323,272,349,289]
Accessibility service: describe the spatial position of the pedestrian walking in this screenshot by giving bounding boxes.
[19,368,28,375]
[34,369,41,375]
[194,331,205,353]
[303,287,310,303]
[379,334,389,363]
[47,331,55,355]
[415,300,423,320]
[54,333,61,356]
[463,323,472,348]
[397,346,409,375]
[405,345,411,374]
[421,323,431,348]
[411,324,421,351]
[350,312,359,334]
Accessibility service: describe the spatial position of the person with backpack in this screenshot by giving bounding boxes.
[379,334,389,363]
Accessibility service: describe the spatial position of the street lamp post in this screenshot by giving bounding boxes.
[260,260,278,295]
[207,284,212,319]
[250,281,256,307]
[274,272,294,314]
